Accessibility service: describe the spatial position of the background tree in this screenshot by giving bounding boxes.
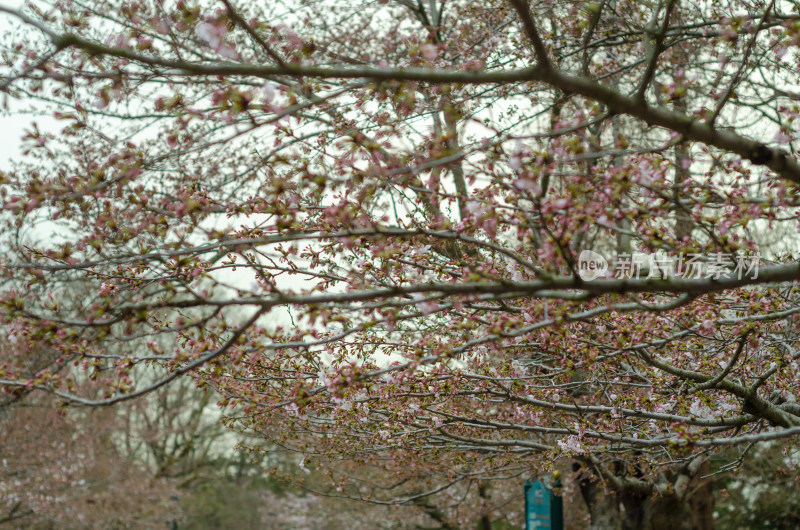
[0,376,181,527]
[3,0,800,527]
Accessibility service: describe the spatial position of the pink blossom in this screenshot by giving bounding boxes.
[557,435,585,454]
[298,456,311,474]
[465,200,486,216]
[155,18,170,35]
[463,59,484,71]
[420,44,438,62]
[513,176,539,193]
[411,293,439,315]
[262,82,277,103]
[218,44,238,60]
[773,131,792,144]
[196,22,226,47]
[196,22,238,59]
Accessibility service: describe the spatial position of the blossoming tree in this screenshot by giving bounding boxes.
[3,0,800,526]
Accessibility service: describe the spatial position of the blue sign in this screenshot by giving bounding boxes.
[524,479,563,530]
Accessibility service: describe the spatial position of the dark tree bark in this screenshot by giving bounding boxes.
[576,457,715,530]
[689,460,715,530]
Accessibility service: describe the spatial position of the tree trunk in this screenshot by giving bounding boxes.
[620,492,685,530]
[689,461,715,530]
[577,463,715,530]
[575,462,622,529]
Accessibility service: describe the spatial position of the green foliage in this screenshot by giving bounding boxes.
[713,444,800,530]
[181,476,290,530]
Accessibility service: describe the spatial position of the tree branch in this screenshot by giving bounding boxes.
[507,0,552,70]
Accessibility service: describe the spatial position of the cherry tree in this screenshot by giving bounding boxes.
[0,365,181,527]
[2,0,800,526]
